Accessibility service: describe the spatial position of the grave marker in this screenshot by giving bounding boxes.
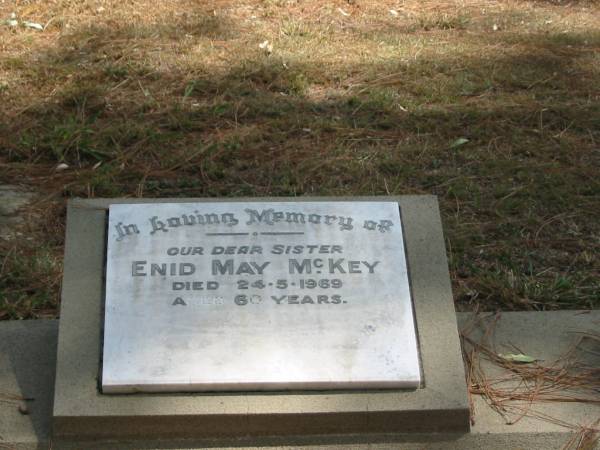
[102,202,420,393]
[53,197,469,440]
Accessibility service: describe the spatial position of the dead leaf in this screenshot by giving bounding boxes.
[498,353,537,364]
[449,137,469,149]
[258,40,273,54]
[23,21,44,31]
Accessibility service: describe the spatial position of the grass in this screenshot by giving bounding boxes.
[0,0,599,318]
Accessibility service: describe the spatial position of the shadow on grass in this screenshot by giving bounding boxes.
[0,11,599,315]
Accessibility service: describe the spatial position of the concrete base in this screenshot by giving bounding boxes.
[52,197,469,439]
[1,311,598,449]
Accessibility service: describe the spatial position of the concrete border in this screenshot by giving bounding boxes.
[4,311,598,449]
[52,196,469,440]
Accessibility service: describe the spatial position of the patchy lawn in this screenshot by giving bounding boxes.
[1,0,599,318]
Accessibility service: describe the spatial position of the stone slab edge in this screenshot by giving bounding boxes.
[52,196,469,439]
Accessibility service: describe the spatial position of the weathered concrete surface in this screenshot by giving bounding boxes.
[1,311,598,449]
[52,197,469,439]
[464,310,599,436]
[0,319,56,450]
[0,185,35,240]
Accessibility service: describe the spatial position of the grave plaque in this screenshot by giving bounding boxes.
[102,201,420,393]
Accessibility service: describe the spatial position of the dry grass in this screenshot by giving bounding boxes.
[1,0,599,317]
[563,426,600,450]
[0,390,30,448]
[461,313,600,447]
[0,390,25,404]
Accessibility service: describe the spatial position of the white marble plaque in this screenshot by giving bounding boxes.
[102,202,420,393]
